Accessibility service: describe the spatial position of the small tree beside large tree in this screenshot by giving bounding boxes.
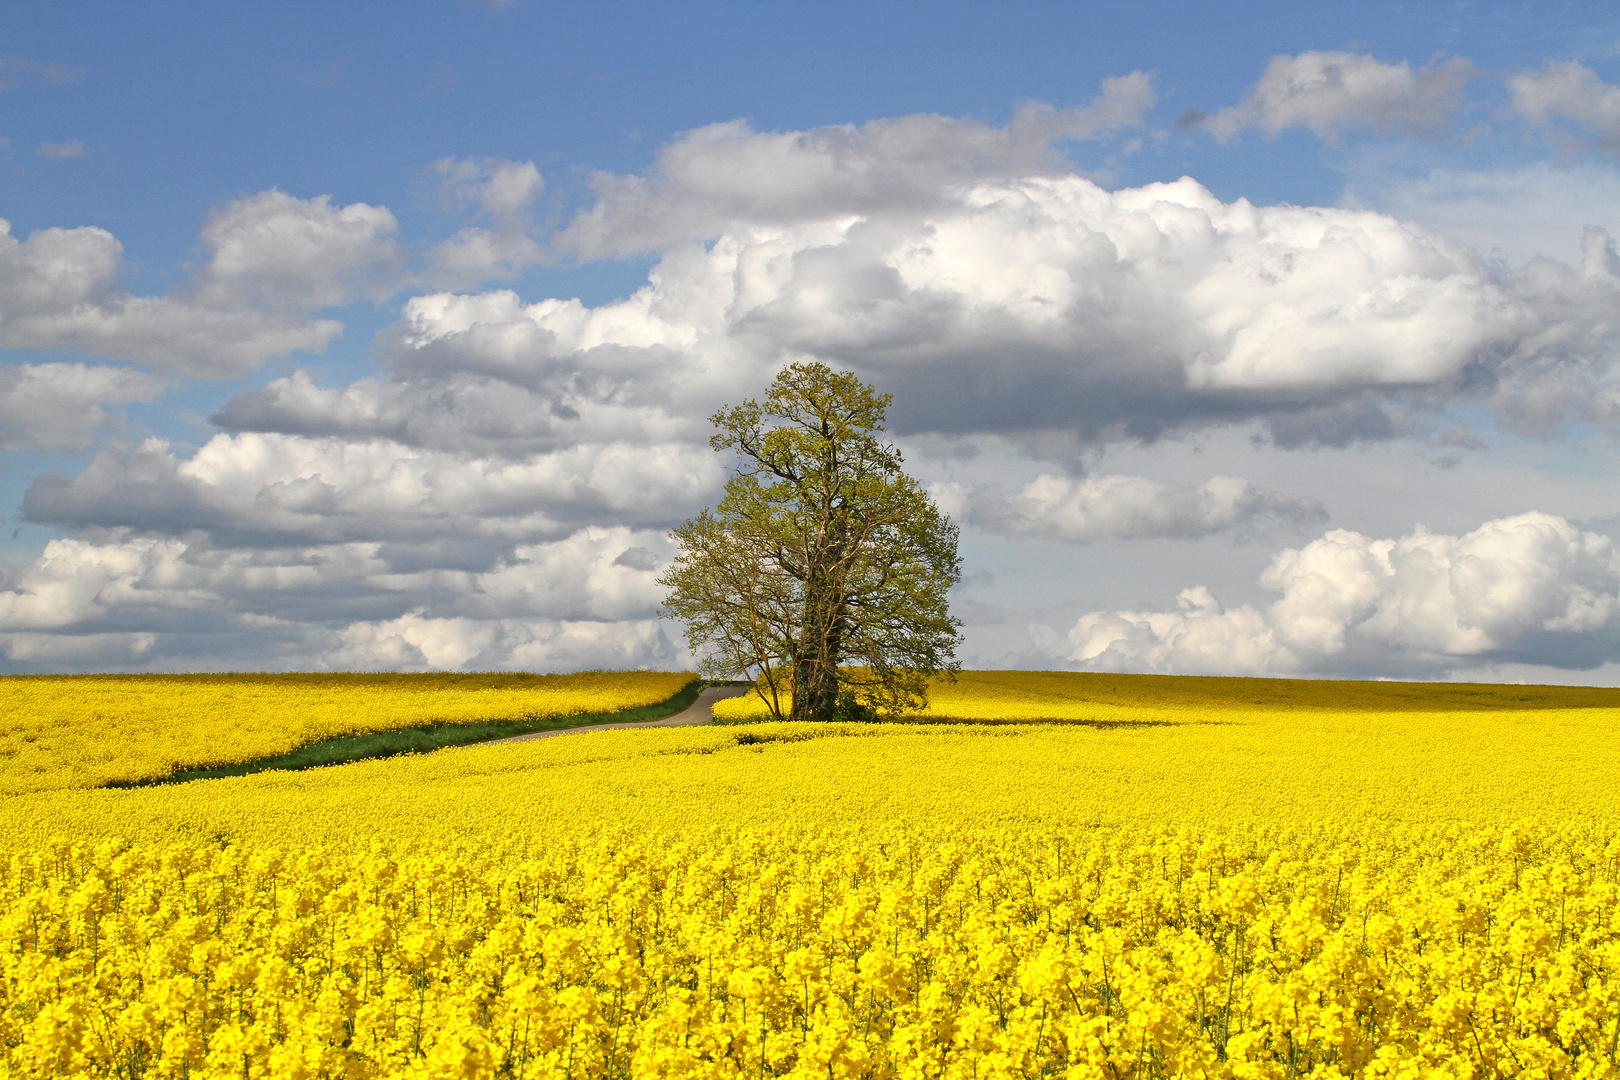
[660,362,963,722]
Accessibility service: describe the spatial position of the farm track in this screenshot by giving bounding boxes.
[485,685,750,743]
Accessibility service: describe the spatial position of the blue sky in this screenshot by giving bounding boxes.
[6,0,1620,679]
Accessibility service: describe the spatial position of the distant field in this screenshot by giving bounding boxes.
[0,670,695,793]
[709,667,1620,722]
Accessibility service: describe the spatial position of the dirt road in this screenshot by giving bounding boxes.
[486,685,751,744]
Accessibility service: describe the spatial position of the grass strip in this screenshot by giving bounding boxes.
[108,679,705,787]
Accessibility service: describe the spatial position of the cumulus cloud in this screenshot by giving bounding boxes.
[1199,52,1474,142]
[1508,61,1620,153]
[210,368,697,456]
[0,527,683,672]
[326,613,677,672]
[556,73,1156,258]
[21,433,721,546]
[0,191,401,375]
[193,191,402,311]
[1035,512,1620,677]
[349,170,1620,449]
[940,473,1326,543]
[188,135,1620,471]
[0,362,163,451]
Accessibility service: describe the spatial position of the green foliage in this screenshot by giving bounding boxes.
[661,362,962,722]
[832,690,881,723]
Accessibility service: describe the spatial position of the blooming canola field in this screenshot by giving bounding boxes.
[709,668,1620,724]
[1,673,1619,1077]
[0,671,694,793]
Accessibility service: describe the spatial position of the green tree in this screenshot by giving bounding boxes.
[660,362,963,721]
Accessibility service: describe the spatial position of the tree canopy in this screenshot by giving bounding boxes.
[660,362,962,722]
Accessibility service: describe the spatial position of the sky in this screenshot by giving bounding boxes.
[5,0,1620,682]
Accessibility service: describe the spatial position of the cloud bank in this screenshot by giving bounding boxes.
[0,527,685,671]
[1037,513,1620,678]
[937,474,1325,544]
[0,192,401,377]
[7,73,1620,675]
[308,168,1620,450]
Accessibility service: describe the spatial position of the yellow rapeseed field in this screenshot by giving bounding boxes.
[1,675,1617,1078]
[0,671,694,794]
[709,668,1620,723]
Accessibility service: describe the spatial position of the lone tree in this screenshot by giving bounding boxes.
[660,361,963,722]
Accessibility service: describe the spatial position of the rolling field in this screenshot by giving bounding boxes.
[709,668,1620,723]
[1,673,1618,1077]
[0,671,696,793]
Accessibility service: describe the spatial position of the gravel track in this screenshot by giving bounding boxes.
[485,685,751,744]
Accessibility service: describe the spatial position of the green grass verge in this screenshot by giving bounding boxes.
[108,679,705,787]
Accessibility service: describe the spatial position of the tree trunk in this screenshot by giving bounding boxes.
[806,654,840,720]
[790,573,841,721]
[789,655,838,721]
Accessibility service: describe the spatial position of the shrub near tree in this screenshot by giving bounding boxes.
[661,361,963,721]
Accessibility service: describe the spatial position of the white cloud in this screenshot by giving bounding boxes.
[216,153,1620,457]
[326,612,679,672]
[470,527,675,621]
[193,190,402,311]
[0,191,401,376]
[0,526,683,672]
[426,227,544,286]
[0,362,163,451]
[435,156,544,220]
[1508,61,1620,152]
[942,473,1326,543]
[378,279,748,414]
[0,632,155,666]
[0,218,120,312]
[1036,512,1620,677]
[1202,52,1474,142]
[0,536,183,631]
[425,157,546,285]
[22,433,722,544]
[390,169,1620,447]
[212,368,693,456]
[556,74,1156,258]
